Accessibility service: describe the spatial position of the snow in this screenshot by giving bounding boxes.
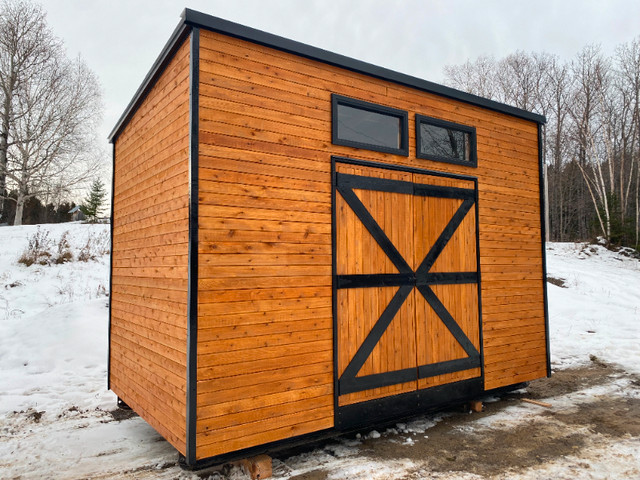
[0,227,639,479]
[546,242,640,374]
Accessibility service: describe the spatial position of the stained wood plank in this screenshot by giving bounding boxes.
[198,350,332,381]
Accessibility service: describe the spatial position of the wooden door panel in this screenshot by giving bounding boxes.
[336,165,417,405]
[337,288,417,406]
[427,203,478,273]
[415,283,481,389]
[357,188,414,271]
[413,196,464,272]
[335,188,399,275]
[335,161,481,406]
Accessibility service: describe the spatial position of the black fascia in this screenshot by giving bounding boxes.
[538,125,552,377]
[331,94,409,156]
[108,21,191,142]
[107,143,115,391]
[185,27,200,466]
[415,114,478,168]
[181,8,546,125]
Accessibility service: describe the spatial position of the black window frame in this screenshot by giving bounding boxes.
[416,114,477,167]
[332,94,409,156]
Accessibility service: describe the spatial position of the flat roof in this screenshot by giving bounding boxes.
[109,8,545,142]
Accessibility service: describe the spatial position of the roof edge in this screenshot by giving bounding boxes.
[110,8,545,142]
[108,20,191,142]
[182,8,545,125]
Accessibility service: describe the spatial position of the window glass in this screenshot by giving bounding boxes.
[416,115,476,166]
[337,104,401,149]
[419,123,469,162]
[332,95,408,155]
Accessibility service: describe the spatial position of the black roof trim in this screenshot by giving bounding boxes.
[110,9,545,142]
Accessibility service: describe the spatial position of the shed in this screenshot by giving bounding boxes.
[68,205,85,222]
[108,9,549,468]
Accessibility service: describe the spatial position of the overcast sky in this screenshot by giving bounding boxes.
[42,0,640,146]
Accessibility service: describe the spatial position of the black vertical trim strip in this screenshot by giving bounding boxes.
[331,159,339,426]
[538,125,551,377]
[186,26,199,466]
[474,178,485,388]
[107,143,115,391]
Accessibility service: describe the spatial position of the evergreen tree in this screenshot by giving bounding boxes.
[81,179,107,223]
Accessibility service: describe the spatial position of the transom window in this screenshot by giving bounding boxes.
[332,94,408,156]
[416,114,477,167]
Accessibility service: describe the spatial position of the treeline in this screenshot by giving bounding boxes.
[444,40,640,248]
[1,192,76,225]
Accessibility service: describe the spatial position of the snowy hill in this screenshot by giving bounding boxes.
[0,226,639,479]
[546,242,640,375]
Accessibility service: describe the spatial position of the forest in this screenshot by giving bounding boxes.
[444,40,640,248]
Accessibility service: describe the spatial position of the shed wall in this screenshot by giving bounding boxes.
[110,38,191,453]
[195,29,546,459]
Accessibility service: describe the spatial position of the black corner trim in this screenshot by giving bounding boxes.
[331,94,409,156]
[107,143,115,391]
[538,125,551,378]
[181,8,545,124]
[185,26,200,467]
[415,114,478,168]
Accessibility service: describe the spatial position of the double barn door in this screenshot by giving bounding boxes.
[334,161,482,412]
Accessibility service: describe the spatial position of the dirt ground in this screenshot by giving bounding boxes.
[256,361,640,479]
[8,361,635,479]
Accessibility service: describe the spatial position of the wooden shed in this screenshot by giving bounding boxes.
[108,9,549,468]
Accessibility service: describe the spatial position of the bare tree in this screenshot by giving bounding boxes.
[444,41,640,247]
[0,0,103,225]
[0,0,58,222]
[567,46,615,239]
[616,38,640,245]
[544,57,573,241]
[444,55,499,100]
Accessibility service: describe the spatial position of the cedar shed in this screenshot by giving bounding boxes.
[108,9,549,468]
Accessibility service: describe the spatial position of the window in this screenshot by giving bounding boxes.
[332,94,408,156]
[416,114,477,167]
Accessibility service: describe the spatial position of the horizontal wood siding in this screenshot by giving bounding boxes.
[110,38,191,454]
[196,30,546,458]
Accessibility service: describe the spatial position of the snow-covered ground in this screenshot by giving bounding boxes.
[0,227,639,479]
[546,242,640,374]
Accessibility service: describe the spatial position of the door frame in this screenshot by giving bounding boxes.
[331,156,485,429]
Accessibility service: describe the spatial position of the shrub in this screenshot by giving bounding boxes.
[18,227,110,266]
[78,229,110,262]
[18,228,53,266]
[54,231,73,264]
